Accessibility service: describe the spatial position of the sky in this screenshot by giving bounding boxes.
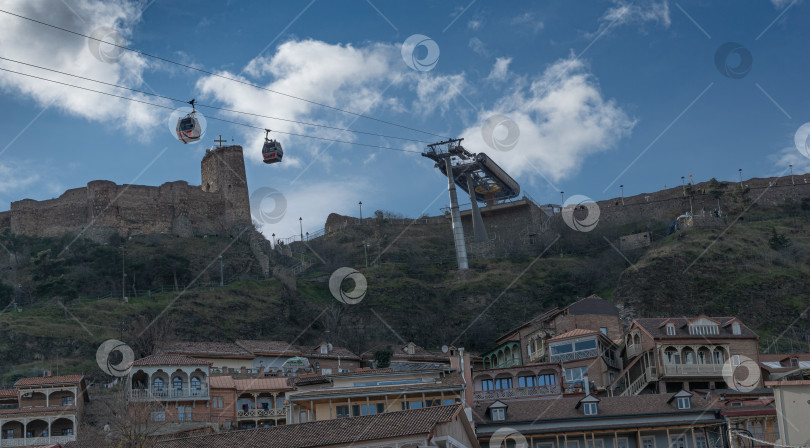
[0,0,808,240]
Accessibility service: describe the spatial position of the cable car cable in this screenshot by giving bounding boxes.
[0,8,451,140]
[0,67,422,154]
[0,56,431,144]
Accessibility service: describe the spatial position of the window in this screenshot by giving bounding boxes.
[321,368,333,374]
[587,439,604,448]
[617,438,629,448]
[732,322,741,335]
[3,429,13,439]
[494,377,513,390]
[567,441,580,448]
[443,399,455,405]
[299,410,307,423]
[565,367,588,384]
[336,405,350,418]
[377,403,385,413]
[191,377,202,395]
[177,406,190,422]
[600,327,608,336]
[491,407,506,421]
[173,377,183,395]
[689,324,719,336]
[320,345,328,354]
[151,410,166,422]
[538,374,556,386]
[676,397,691,409]
[361,404,378,415]
[669,436,686,448]
[61,428,73,436]
[695,435,707,448]
[665,349,680,364]
[518,376,536,388]
[153,377,164,394]
[642,437,656,448]
[583,402,598,415]
[62,396,73,406]
[730,401,742,407]
[666,323,676,335]
[732,355,741,367]
[790,358,799,367]
[713,350,724,364]
[352,405,361,416]
[481,379,494,391]
[212,397,223,408]
[535,442,555,448]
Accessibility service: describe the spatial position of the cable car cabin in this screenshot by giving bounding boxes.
[262,140,283,164]
[176,114,202,143]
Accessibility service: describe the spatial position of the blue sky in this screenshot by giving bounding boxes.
[0,0,808,239]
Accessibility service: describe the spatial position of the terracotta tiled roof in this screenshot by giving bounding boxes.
[0,405,77,415]
[234,377,293,391]
[162,341,253,358]
[759,353,810,372]
[235,340,302,356]
[547,329,599,341]
[14,374,84,387]
[473,393,718,424]
[289,372,465,400]
[361,343,450,363]
[296,344,361,360]
[0,389,18,399]
[289,374,329,387]
[209,376,236,389]
[633,317,757,339]
[131,354,211,367]
[156,405,463,448]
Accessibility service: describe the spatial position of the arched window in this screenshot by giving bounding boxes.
[191,377,202,394]
[153,377,164,392]
[173,377,183,392]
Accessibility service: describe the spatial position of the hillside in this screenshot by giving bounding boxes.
[1,182,809,385]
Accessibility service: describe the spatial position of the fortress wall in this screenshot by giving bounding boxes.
[0,211,10,231]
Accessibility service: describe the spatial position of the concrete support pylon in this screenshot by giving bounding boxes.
[465,173,488,243]
[444,157,469,270]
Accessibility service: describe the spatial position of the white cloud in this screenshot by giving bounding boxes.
[0,0,165,136]
[468,37,488,56]
[487,57,512,82]
[467,19,483,30]
[459,55,635,184]
[769,147,810,178]
[510,12,544,33]
[591,0,670,37]
[196,39,465,164]
[0,163,39,194]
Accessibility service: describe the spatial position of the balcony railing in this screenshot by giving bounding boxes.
[128,387,209,401]
[491,358,522,369]
[0,435,76,447]
[550,348,597,363]
[626,343,643,358]
[662,363,724,377]
[237,408,286,418]
[473,385,560,401]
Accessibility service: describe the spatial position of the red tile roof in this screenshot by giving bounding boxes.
[131,354,211,367]
[234,377,293,391]
[633,317,757,339]
[209,376,236,389]
[0,389,18,399]
[156,405,464,448]
[296,344,361,360]
[235,340,302,356]
[289,372,465,400]
[14,374,84,387]
[548,329,600,341]
[162,341,253,358]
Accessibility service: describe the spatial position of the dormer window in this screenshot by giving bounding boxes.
[577,395,600,416]
[688,317,719,336]
[488,401,507,422]
[790,358,799,367]
[676,397,691,409]
[732,322,741,335]
[666,323,676,336]
[320,344,328,354]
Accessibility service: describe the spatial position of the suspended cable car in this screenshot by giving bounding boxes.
[176,99,202,143]
[262,129,283,164]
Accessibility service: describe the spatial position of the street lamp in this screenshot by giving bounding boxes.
[681,176,686,197]
[620,185,624,205]
[306,231,309,241]
[790,164,794,185]
[299,217,303,241]
[560,191,564,205]
[359,201,363,225]
[738,168,743,188]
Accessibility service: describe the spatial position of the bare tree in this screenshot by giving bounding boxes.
[124,313,174,359]
[79,386,167,448]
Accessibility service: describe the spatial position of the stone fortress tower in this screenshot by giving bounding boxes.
[0,145,253,242]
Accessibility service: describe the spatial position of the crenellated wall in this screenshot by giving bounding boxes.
[0,146,251,242]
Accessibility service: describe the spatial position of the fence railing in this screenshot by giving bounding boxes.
[473,385,560,401]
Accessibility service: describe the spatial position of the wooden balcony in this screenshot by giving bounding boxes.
[473,385,560,401]
[237,408,286,419]
[662,363,724,377]
[549,348,597,363]
[626,343,643,358]
[0,435,76,447]
[128,388,209,401]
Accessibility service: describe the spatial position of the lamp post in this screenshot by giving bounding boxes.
[738,168,743,188]
[299,217,303,241]
[359,201,363,225]
[620,185,624,205]
[681,176,685,197]
[790,164,794,185]
[219,255,224,286]
[306,231,309,242]
[271,233,275,249]
[560,191,564,206]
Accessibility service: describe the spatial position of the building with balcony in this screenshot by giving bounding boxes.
[161,342,255,373]
[127,354,212,425]
[361,342,464,370]
[474,390,725,448]
[235,340,305,373]
[208,375,292,430]
[0,374,88,447]
[611,316,761,396]
[705,388,779,448]
[494,296,623,366]
[759,353,810,381]
[471,363,562,402]
[547,329,622,391]
[285,368,465,424]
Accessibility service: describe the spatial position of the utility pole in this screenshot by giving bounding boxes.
[299,217,303,241]
[620,185,624,205]
[790,164,794,185]
[681,176,686,197]
[219,255,224,286]
[359,201,363,225]
[738,168,743,188]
